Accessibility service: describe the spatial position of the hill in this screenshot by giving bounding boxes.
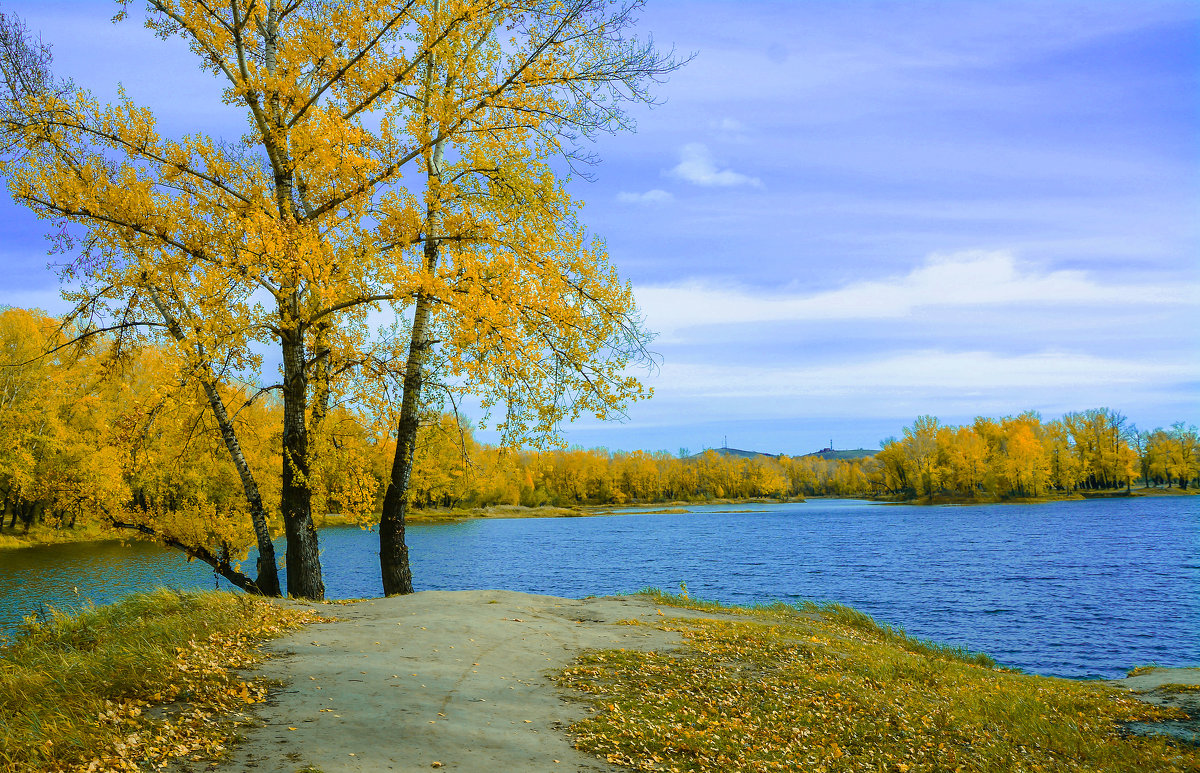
[688,446,877,461]
[802,448,877,461]
[695,446,777,460]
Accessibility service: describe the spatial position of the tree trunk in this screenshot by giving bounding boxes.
[198,376,282,596]
[379,238,439,596]
[380,54,445,596]
[280,321,325,600]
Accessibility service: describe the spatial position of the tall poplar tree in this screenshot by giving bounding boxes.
[0,1,677,598]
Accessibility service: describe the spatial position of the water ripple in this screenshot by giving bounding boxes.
[1,497,1196,678]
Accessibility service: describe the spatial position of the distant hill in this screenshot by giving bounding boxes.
[802,448,877,461]
[689,446,777,460]
[687,446,877,462]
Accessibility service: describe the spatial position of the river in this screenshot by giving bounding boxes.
[1,496,1196,679]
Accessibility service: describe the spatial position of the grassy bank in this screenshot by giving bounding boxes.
[559,592,1194,772]
[0,590,323,772]
[317,503,704,527]
[881,486,1196,506]
[0,521,122,551]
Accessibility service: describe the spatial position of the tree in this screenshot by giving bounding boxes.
[901,415,943,501]
[0,1,677,597]
[942,425,988,498]
[1166,422,1199,490]
[1002,415,1048,498]
[873,439,910,496]
[0,308,58,528]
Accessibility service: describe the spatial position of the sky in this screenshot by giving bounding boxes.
[1,0,1197,456]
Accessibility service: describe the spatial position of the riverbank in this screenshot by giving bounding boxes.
[0,520,121,550]
[4,590,1194,772]
[875,485,1196,506]
[6,489,1191,550]
[0,589,324,771]
[0,502,759,551]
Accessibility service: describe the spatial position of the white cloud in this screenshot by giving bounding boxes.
[616,189,674,205]
[636,250,1197,333]
[667,143,763,188]
[637,351,1200,423]
[659,351,1196,397]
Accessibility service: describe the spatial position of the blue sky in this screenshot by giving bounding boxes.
[1,1,1197,455]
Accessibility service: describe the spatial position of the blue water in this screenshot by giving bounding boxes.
[1,497,1196,679]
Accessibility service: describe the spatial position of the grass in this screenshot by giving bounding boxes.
[1129,665,1163,677]
[0,589,325,772]
[558,592,1194,772]
[0,522,120,550]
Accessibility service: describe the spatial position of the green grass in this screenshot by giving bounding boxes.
[559,593,1194,772]
[0,589,323,772]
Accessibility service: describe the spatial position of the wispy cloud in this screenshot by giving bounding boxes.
[616,189,674,205]
[636,250,1197,333]
[710,117,750,142]
[639,350,1200,423]
[667,143,762,188]
[659,351,1196,396]
[712,118,746,133]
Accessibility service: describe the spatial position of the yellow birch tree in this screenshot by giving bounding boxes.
[0,1,677,597]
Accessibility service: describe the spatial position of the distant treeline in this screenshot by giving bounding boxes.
[402,409,1198,507]
[1,307,1196,539]
[872,411,1197,501]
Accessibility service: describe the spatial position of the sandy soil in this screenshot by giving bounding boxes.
[206,591,732,773]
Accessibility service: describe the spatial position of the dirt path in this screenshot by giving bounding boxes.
[206,591,725,773]
[197,591,1197,772]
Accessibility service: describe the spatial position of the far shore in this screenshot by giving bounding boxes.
[0,487,1192,551]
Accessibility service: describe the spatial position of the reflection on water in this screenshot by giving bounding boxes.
[1,496,1197,679]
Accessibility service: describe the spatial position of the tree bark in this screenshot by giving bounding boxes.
[197,376,282,596]
[280,320,325,600]
[378,237,440,596]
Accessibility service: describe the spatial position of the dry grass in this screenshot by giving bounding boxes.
[0,522,119,550]
[0,589,325,772]
[558,592,1194,772]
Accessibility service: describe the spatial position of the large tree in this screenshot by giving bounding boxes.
[0,0,676,598]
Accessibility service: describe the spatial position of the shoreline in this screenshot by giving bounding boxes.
[1,488,1192,551]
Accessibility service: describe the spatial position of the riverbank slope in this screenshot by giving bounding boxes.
[221,592,1194,772]
[3,590,1195,771]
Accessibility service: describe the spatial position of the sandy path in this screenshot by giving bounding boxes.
[210,590,724,773]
